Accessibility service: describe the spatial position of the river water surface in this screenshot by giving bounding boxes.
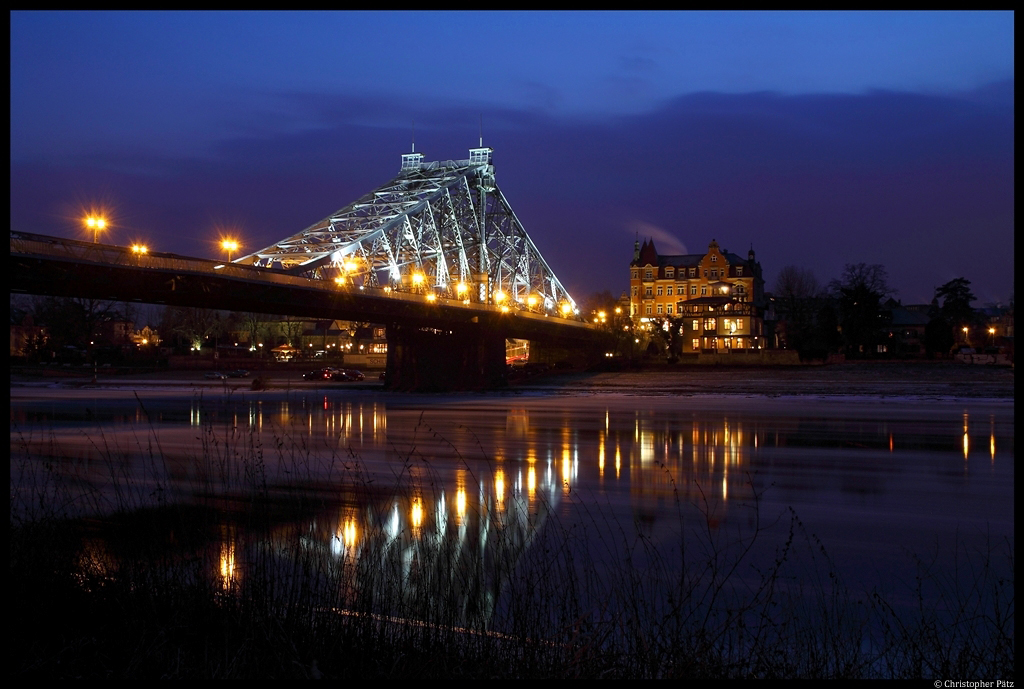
[10,377,1014,636]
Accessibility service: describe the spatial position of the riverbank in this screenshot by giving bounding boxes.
[10,360,1014,399]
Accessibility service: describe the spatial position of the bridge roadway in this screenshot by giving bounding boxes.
[10,232,605,390]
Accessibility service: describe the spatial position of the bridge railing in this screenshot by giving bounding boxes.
[11,231,598,330]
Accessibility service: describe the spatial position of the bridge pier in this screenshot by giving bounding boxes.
[385,322,507,391]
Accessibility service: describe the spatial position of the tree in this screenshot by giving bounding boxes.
[162,307,224,352]
[828,263,893,357]
[774,265,821,301]
[934,278,977,330]
[773,266,824,357]
[31,296,119,350]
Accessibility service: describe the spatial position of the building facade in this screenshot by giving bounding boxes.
[629,238,767,352]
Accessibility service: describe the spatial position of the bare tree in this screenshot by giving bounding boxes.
[773,266,821,300]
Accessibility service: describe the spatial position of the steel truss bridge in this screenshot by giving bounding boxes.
[241,147,580,318]
[10,148,601,389]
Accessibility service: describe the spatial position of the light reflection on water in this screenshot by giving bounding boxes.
[9,391,1015,621]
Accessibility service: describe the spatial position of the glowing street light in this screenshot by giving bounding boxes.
[494,290,506,304]
[84,215,107,243]
[131,244,148,255]
[560,302,572,317]
[221,239,240,262]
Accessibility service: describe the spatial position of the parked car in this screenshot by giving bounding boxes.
[330,369,365,382]
[226,369,250,378]
[303,368,337,381]
[204,372,227,380]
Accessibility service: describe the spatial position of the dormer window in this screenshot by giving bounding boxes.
[711,255,717,262]
[645,268,653,279]
[665,267,674,278]
[736,266,743,277]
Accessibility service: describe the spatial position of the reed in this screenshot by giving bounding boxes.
[9,404,1014,679]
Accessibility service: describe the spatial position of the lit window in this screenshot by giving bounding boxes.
[705,318,717,330]
[692,338,700,350]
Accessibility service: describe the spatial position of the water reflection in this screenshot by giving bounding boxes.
[9,392,1014,627]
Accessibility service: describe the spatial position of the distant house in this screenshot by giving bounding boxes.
[881,298,932,356]
[10,314,47,357]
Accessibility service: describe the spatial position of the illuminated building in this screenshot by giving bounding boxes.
[629,238,766,352]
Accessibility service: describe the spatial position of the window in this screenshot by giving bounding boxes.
[666,285,673,295]
[711,255,717,262]
[692,319,699,331]
[691,285,697,295]
[645,304,652,315]
[701,286,707,296]
[666,304,673,315]
[736,266,743,276]
[645,286,652,297]
[704,270,708,277]
[689,268,696,278]
[692,339,700,351]
[656,286,663,296]
[704,318,716,330]
[632,269,638,279]
[657,304,663,314]
[711,269,718,278]
[665,267,674,277]
[631,286,638,296]
[645,269,653,279]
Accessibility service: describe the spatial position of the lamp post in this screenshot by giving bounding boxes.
[84,215,107,243]
[221,239,239,263]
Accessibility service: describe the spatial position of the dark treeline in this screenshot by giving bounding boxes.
[771,264,1008,360]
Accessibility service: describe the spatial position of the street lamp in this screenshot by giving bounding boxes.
[84,215,107,243]
[221,239,239,262]
[988,327,996,346]
[131,244,148,254]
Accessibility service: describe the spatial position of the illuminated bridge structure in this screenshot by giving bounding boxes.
[10,147,600,389]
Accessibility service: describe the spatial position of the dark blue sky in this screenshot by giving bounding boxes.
[9,11,1015,304]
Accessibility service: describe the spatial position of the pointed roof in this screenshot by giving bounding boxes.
[638,238,659,266]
